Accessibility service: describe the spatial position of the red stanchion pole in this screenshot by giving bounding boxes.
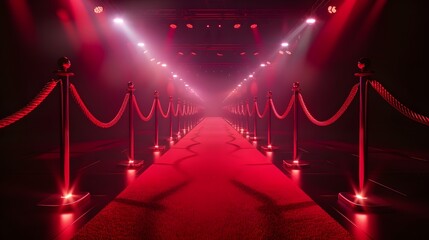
[169,96,174,141]
[118,82,143,167]
[61,73,72,196]
[262,91,277,151]
[283,82,308,168]
[253,97,258,141]
[177,98,181,139]
[245,100,250,138]
[129,82,135,161]
[293,83,299,160]
[338,68,385,210]
[356,72,370,196]
[152,91,165,151]
[39,62,89,206]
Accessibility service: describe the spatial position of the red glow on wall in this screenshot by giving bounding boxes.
[7,0,36,44]
[307,0,357,67]
[69,0,104,74]
[167,82,175,96]
[250,81,258,96]
[56,9,79,50]
[358,0,387,39]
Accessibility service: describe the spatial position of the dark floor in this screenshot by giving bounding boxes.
[1,118,429,240]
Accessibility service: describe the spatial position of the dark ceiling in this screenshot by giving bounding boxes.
[103,0,323,95]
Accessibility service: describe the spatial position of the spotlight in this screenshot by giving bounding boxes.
[234,23,241,29]
[170,23,177,29]
[250,24,258,29]
[328,5,337,14]
[94,6,103,14]
[113,18,124,24]
[306,18,316,24]
[186,23,193,29]
[281,42,289,47]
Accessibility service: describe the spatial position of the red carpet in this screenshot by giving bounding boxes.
[72,117,353,239]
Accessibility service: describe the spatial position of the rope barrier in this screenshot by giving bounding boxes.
[369,80,429,126]
[270,96,295,120]
[181,103,187,116]
[70,84,129,128]
[158,99,171,118]
[246,102,254,117]
[133,95,155,122]
[0,80,59,128]
[172,102,180,117]
[255,99,269,118]
[298,83,359,126]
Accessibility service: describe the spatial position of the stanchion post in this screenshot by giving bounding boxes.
[338,63,385,210]
[60,72,72,195]
[39,57,89,206]
[357,72,371,195]
[283,82,308,168]
[118,82,143,167]
[151,91,165,151]
[129,82,135,161]
[177,98,181,139]
[253,97,258,142]
[169,96,173,141]
[262,91,278,151]
[293,82,299,160]
[245,99,250,138]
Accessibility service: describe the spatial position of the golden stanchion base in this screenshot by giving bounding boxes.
[38,192,90,207]
[338,192,389,212]
[117,160,144,168]
[283,159,310,168]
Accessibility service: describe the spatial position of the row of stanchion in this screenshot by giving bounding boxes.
[224,73,429,211]
[0,71,203,207]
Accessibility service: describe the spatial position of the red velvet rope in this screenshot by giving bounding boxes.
[172,102,180,117]
[158,99,171,118]
[255,99,269,118]
[369,80,429,126]
[70,84,129,128]
[240,104,246,116]
[0,80,59,128]
[246,102,254,116]
[298,83,359,126]
[133,95,155,122]
[181,104,187,116]
[270,96,295,119]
